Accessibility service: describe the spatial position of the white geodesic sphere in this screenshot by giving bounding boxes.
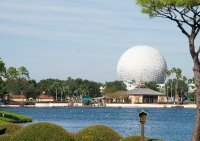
[117,45,167,84]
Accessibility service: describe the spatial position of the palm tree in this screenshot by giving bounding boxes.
[170,67,176,101]
[60,82,67,101]
[175,68,182,102]
[163,69,171,100]
[182,76,187,102]
[52,80,60,101]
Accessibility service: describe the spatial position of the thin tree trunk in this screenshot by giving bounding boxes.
[171,80,173,101]
[56,89,57,101]
[190,36,200,141]
[191,85,200,141]
[61,91,63,101]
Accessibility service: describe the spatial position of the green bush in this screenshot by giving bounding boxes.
[119,135,150,141]
[0,123,22,135]
[9,122,74,141]
[0,134,12,141]
[0,110,32,123]
[119,135,165,141]
[75,124,122,141]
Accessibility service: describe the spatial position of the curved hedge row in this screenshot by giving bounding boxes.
[9,122,74,141]
[0,123,22,135]
[75,124,122,141]
[0,122,165,141]
[119,135,165,141]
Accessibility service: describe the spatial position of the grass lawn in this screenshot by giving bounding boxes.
[0,110,32,124]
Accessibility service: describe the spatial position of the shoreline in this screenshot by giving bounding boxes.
[0,103,197,108]
[106,103,196,108]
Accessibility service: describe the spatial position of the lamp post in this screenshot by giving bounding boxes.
[138,110,147,141]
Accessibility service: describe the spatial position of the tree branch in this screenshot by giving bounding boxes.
[196,46,200,54]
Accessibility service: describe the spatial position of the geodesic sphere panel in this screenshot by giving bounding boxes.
[117,45,167,84]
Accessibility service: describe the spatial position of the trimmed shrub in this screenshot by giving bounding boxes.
[0,134,12,141]
[75,124,122,141]
[119,135,150,141]
[119,135,165,141]
[0,123,22,135]
[9,122,74,141]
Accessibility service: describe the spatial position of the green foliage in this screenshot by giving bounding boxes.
[5,67,19,81]
[0,58,6,78]
[0,123,22,134]
[136,0,200,17]
[6,80,30,95]
[0,110,32,123]
[104,91,129,103]
[18,66,29,80]
[0,134,12,141]
[145,81,158,91]
[36,77,102,100]
[103,80,126,95]
[119,135,150,141]
[119,135,165,141]
[75,124,122,141]
[10,122,74,141]
[165,78,187,98]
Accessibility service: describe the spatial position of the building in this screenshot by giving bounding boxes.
[117,45,167,84]
[127,81,167,103]
[4,94,27,102]
[82,95,90,105]
[36,94,54,101]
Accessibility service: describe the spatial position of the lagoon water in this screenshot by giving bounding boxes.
[1,107,196,141]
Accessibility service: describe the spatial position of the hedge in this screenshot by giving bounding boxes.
[75,124,122,141]
[9,122,74,141]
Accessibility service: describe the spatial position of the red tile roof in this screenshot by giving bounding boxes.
[36,94,54,99]
[8,94,27,99]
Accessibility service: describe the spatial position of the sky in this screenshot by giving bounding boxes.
[0,0,199,83]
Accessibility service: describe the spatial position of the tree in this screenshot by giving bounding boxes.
[52,80,60,101]
[181,76,188,102]
[174,68,182,101]
[6,80,29,95]
[102,80,127,96]
[18,66,30,80]
[163,69,171,99]
[60,82,67,101]
[145,81,158,91]
[0,58,6,79]
[135,0,200,140]
[131,79,136,84]
[5,67,19,81]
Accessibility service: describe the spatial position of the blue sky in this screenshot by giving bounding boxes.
[0,0,199,83]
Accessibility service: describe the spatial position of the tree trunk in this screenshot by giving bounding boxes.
[56,89,57,101]
[190,36,200,141]
[191,85,200,141]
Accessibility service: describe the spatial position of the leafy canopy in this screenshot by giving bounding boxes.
[136,0,200,37]
[136,0,200,16]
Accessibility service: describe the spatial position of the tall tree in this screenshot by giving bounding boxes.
[174,68,182,101]
[0,58,6,79]
[52,80,60,101]
[145,81,159,91]
[163,69,171,99]
[135,0,200,140]
[18,66,30,80]
[102,80,126,95]
[5,67,19,81]
[181,76,188,102]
